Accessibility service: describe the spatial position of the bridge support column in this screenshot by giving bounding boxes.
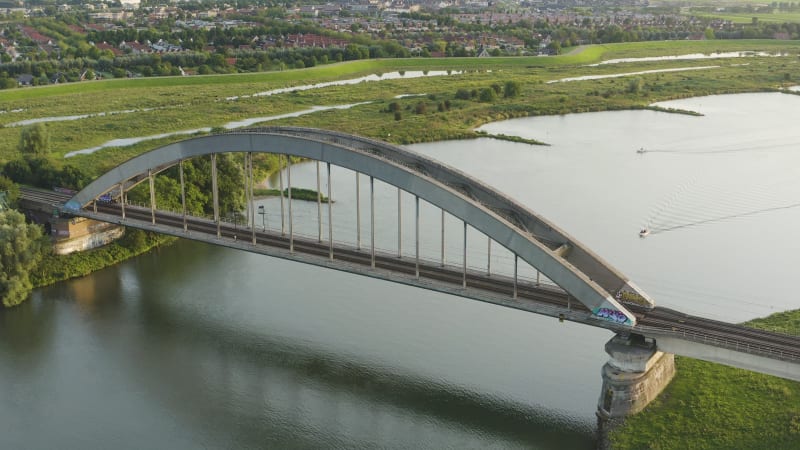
[597,334,675,419]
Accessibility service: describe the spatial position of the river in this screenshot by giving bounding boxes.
[2,93,799,449]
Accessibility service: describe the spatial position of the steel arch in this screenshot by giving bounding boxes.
[65,127,652,325]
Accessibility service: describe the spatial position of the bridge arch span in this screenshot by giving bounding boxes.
[66,127,652,325]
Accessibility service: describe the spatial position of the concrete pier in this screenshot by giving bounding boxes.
[597,334,675,419]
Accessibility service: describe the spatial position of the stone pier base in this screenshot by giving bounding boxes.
[597,334,675,419]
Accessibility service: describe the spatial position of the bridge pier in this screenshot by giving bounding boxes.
[596,334,675,449]
[597,333,675,418]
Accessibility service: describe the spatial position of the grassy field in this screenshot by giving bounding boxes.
[610,310,800,450]
[2,40,799,176]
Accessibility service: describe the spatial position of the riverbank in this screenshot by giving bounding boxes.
[254,187,329,203]
[30,229,175,289]
[609,309,800,450]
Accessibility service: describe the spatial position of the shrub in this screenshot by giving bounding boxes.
[478,88,496,102]
[504,81,521,98]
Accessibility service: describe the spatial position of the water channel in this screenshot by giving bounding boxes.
[2,93,800,449]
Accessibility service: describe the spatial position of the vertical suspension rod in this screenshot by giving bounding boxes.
[179,159,187,232]
[356,173,361,250]
[487,237,491,276]
[513,255,518,299]
[148,168,156,225]
[288,156,293,253]
[327,162,333,261]
[462,221,467,289]
[397,188,402,258]
[119,182,126,220]
[249,152,256,245]
[243,152,249,229]
[441,209,445,267]
[316,161,322,243]
[278,155,285,235]
[415,196,420,279]
[211,153,220,238]
[370,176,375,269]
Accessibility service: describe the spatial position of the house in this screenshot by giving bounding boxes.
[17,74,34,86]
[94,41,123,57]
[120,41,150,54]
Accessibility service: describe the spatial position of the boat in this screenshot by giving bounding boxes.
[639,228,650,238]
[636,147,646,154]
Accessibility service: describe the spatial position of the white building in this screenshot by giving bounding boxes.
[120,0,141,10]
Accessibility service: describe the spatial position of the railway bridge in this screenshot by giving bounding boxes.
[25,127,799,417]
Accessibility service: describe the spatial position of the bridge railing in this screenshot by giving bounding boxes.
[636,325,800,362]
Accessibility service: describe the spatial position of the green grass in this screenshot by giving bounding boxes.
[610,310,800,450]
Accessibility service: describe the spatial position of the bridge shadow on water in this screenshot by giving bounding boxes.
[129,269,597,449]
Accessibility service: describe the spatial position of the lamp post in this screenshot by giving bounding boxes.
[258,205,266,231]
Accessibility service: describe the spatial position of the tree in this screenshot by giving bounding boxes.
[0,76,16,90]
[0,175,20,207]
[478,88,497,102]
[18,123,51,156]
[455,88,471,100]
[504,81,521,98]
[0,210,47,308]
[2,158,32,184]
[627,77,643,94]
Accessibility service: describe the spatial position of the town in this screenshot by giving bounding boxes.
[2,0,799,86]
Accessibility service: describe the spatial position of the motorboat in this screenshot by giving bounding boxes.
[636,147,646,154]
[639,228,650,238]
